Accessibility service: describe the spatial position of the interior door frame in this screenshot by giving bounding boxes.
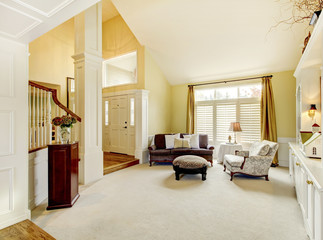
[102,89,149,163]
[102,94,135,155]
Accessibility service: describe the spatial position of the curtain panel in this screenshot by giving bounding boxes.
[261,76,278,165]
[186,86,195,134]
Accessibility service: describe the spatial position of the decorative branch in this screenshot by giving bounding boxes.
[276,0,322,26]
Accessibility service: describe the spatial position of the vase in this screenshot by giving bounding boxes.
[59,127,71,144]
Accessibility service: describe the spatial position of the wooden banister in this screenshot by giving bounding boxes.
[29,81,81,122]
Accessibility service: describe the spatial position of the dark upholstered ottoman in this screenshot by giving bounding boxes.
[173,155,208,181]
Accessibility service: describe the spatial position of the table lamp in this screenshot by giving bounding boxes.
[229,122,242,144]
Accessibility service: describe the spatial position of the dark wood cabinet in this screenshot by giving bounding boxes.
[47,142,80,210]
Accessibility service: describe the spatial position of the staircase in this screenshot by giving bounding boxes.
[28,81,81,152]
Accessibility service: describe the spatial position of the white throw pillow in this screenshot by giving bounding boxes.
[184,134,199,148]
[165,133,180,149]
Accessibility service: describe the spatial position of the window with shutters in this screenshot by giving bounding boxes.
[196,104,214,142]
[195,82,261,145]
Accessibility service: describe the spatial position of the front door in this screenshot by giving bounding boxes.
[109,96,128,154]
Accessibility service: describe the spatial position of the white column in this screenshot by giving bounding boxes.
[135,90,149,164]
[72,2,103,184]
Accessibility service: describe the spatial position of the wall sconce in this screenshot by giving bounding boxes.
[308,104,317,120]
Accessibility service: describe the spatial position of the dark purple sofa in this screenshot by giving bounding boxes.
[148,134,214,166]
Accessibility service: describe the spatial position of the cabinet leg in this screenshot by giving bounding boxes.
[265,175,269,181]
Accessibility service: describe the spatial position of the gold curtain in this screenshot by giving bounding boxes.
[261,76,278,165]
[186,86,195,134]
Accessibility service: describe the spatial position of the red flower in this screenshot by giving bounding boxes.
[52,117,63,126]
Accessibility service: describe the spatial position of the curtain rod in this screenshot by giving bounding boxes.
[188,75,273,87]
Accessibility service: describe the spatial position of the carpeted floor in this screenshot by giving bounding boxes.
[32,163,309,240]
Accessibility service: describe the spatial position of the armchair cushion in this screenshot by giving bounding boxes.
[235,150,249,157]
[224,155,244,167]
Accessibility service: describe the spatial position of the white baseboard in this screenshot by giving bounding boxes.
[0,212,30,229]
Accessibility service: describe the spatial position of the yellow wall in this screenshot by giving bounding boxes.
[29,18,74,106]
[145,49,172,135]
[171,84,188,133]
[102,15,145,93]
[170,70,296,138]
[271,70,296,138]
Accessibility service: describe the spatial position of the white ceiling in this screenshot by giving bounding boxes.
[111,0,311,85]
[0,0,100,43]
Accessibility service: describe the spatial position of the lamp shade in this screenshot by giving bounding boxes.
[229,122,242,132]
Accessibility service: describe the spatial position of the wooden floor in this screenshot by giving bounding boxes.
[0,220,55,240]
[104,152,139,175]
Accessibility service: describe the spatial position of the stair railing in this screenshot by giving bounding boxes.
[28,81,81,152]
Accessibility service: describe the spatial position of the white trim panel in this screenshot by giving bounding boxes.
[0,111,14,156]
[278,137,296,167]
[0,168,13,215]
[11,0,75,17]
[0,2,41,39]
[0,51,14,97]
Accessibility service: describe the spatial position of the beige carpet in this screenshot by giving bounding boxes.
[32,164,308,240]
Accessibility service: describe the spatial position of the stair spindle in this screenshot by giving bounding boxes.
[47,91,52,145]
[32,86,36,149]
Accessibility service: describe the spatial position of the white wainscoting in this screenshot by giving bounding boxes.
[28,148,48,210]
[278,137,296,167]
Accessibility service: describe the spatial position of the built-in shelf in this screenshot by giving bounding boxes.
[294,15,323,78]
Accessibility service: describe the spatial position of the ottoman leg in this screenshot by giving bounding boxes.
[202,166,207,181]
[175,171,180,181]
[202,173,206,181]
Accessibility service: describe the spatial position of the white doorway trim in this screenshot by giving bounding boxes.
[103,89,149,164]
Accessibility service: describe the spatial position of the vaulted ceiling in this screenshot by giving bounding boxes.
[111,0,311,85]
[1,0,311,85]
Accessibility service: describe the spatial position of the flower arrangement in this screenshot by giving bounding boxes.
[52,115,77,128]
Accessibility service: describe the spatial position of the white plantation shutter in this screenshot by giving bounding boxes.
[240,103,261,143]
[215,104,236,143]
[195,83,261,145]
[196,105,213,141]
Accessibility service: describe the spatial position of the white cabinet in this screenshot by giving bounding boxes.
[289,143,323,240]
[314,189,323,240]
